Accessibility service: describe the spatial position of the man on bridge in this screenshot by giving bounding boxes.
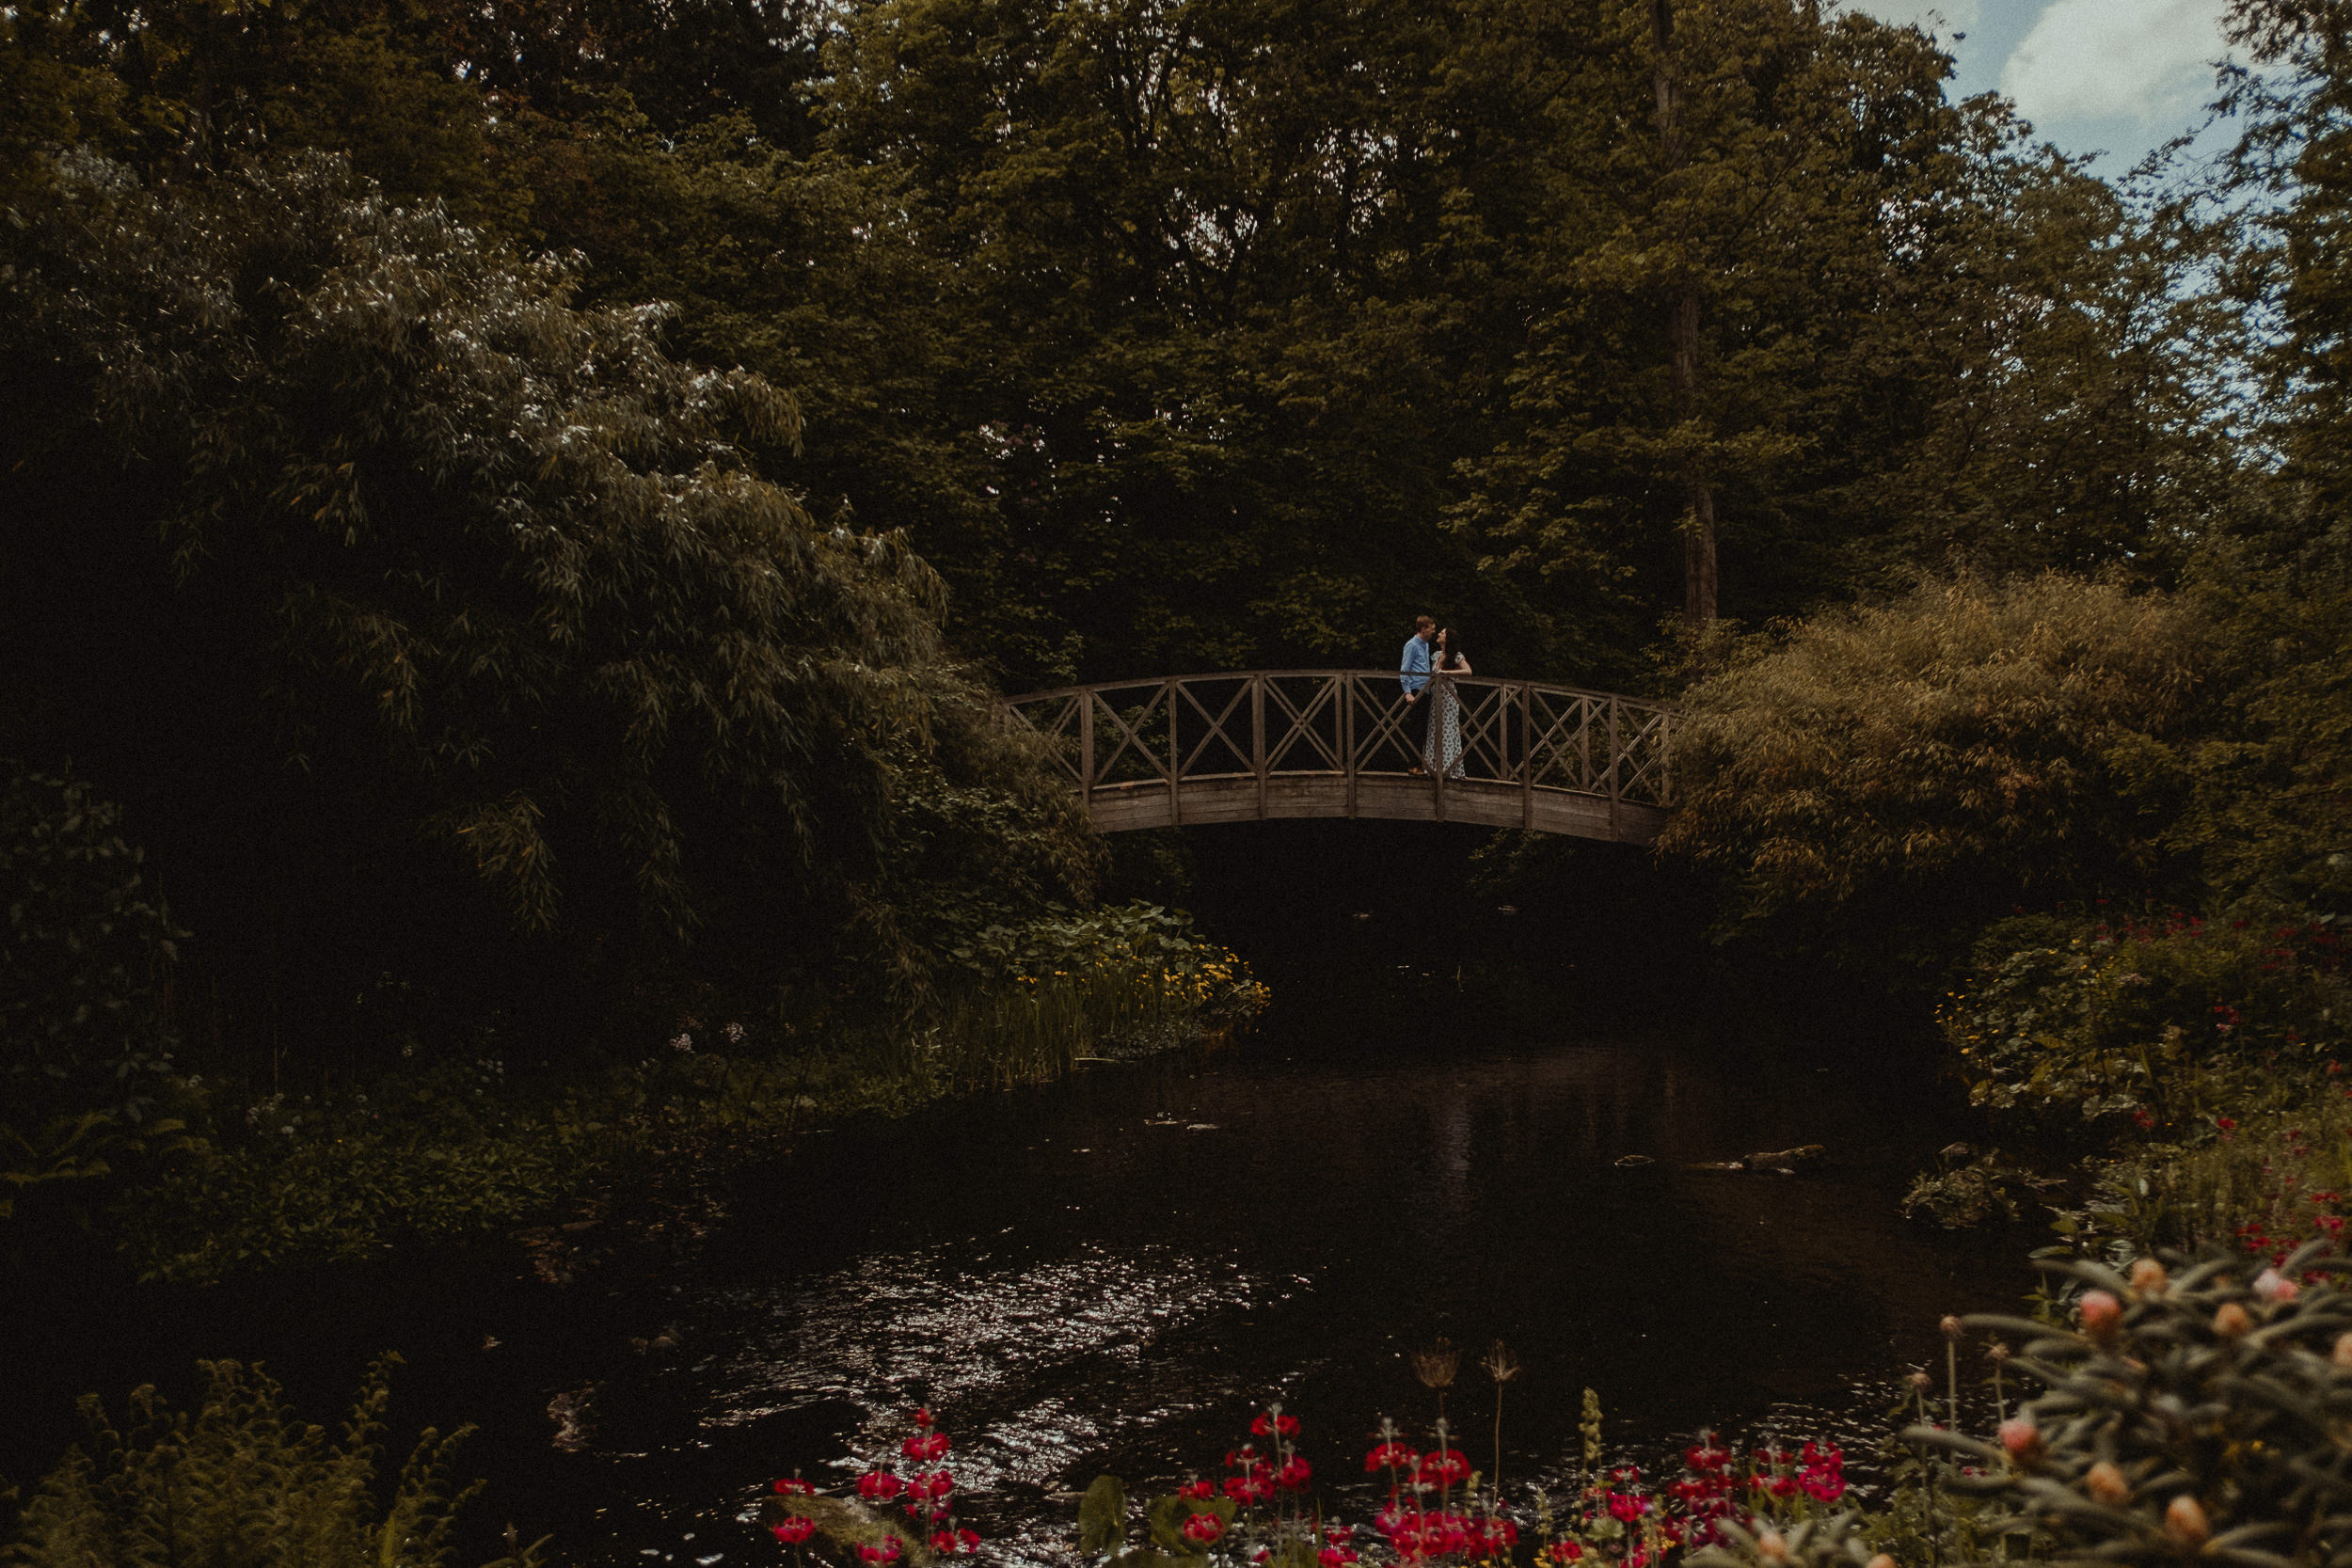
[1401,613,1436,774]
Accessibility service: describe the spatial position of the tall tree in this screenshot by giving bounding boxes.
[0,152,1094,1055]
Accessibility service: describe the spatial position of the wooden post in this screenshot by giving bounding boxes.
[1343,673,1359,818]
[1608,696,1621,832]
[1520,682,1534,830]
[1168,678,1181,827]
[1433,674,1447,823]
[1659,708,1673,805]
[1252,673,1267,820]
[1080,692,1094,816]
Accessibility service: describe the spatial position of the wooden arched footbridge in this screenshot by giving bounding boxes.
[1005,671,1675,845]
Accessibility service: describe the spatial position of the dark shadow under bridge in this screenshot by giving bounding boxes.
[1004,671,1675,845]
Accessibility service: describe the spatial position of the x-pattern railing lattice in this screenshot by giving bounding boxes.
[1006,671,1676,830]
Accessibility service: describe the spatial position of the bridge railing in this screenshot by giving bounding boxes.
[1003,671,1675,821]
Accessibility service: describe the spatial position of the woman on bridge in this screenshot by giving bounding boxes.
[1422,629,1470,781]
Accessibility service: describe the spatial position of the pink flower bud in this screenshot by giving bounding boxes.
[2078,1290,2122,1339]
[2255,1268,2299,1304]
[1756,1529,1788,1563]
[2084,1461,2130,1506]
[1865,1557,1896,1568]
[2129,1259,2169,1296]
[2165,1495,2210,1549]
[1998,1418,2042,1464]
[2213,1302,2253,1338]
[2334,1333,2352,1369]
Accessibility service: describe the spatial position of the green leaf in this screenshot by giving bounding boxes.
[1079,1475,1128,1554]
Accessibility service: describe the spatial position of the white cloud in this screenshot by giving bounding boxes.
[1999,0,2230,127]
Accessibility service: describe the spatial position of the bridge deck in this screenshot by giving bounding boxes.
[1005,670,1675,845]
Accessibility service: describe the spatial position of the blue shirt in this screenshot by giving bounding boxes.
[1400,634,1432,694]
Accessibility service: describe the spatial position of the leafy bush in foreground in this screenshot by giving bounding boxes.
[3,1358,541,1568]
[1930,1248,2352,1568]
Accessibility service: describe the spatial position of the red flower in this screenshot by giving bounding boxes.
[1183,1513,1227,1545]
[1226,1447,1264,1471]
[1324,1527,1354,1545]
[912,1408,935,1428]
[930,1529,980,1555]
[1416,1449,1470,1486]
[857,1545,900,1564]
[773,1479,816,1497]
[1607,1494,1646,1523]
[771,1519,817,1545]
[1178,1480,1216,1501]
[1683,1436,1731,1472]
[905,1471,955,1502]
[1276,1458,1312,1492]
[1226,1474,1275,1505]
[858,1472,905,1501]
[903,1433,951,1462]
[1319,1550,1359,1568]
[1366,1443,1419,1473]
[1251,1411,1301,1438]
[2218,1117,2238,1132]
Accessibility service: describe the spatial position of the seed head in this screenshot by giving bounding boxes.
[1940,1315,1964,1341]
[1481,1340,1522,1385]
[1413,1338,1460,1391]
[1986,1339,2011,1366]
[2213,1302,2254,1339]
[2084,1461,2130,1507]
[2129,1259,2169,1297]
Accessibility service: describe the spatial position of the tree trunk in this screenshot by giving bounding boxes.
[1652,0,1719,626]
[1670,288,1719,626]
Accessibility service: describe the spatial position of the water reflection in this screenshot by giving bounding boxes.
[568,1030,2027,1568]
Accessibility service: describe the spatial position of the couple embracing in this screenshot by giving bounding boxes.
[1399,613,1471,780]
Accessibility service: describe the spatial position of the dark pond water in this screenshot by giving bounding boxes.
[2,827,2038,1566]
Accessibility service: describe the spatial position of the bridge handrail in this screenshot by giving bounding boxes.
[1002,670,1677,821]
[1007,669,1677,710]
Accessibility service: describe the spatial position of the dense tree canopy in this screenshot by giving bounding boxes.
[0,150,1093,1063]
[0,0,2283,1059]
[4,0,2220,684]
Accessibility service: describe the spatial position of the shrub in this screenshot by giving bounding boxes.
[0,762,193,1221]
[1659,575,2206,974]
[3,1357,543,1568]
[1946,911,2351,1138]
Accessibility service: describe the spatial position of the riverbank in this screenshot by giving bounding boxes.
[67,926,1268,1288]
